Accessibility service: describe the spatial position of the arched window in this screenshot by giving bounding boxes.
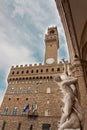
[35,87,39,93]
[36,70,39,73]
[21,71,24,74]
[40,76,42,79]
[51,68,54,72]
[26,98,28,100]
[41,69,43,72]
[26,87,31,94]
[47,76,49,79]
[12,107,18,115]
[10,88,14,94]
[18,88,22,94]
[22,108,27,116]
[50,76,52,79]
[22,110,26,115]
[31,70,34,73]
[17,71,19,74]
[18,122,21,130]
[3,107,8,115]
[47,87,51,93]
[57,68,60,71]
[46,69,48,72]
[9,98,11,100]
[26,70,29,74]
[12,71,14,75]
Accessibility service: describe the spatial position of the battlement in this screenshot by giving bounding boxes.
[44,26,59,50]
[8,62,66,84]
[11,63,43,69]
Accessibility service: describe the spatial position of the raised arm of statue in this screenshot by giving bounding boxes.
[61,59,68,76]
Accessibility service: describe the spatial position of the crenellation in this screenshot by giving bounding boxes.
[16,65,19,68]
[29,64,32,66]
[11,66,14,69]
[9,64,64,77]
[20,65,23,68]
[34,63,37,66]
[39,63,42,66]
[24,64,28,67]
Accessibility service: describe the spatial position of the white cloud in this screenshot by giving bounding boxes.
[12,0,61,31]
[0,10,39,72]
[0,90,6,106]
[0,38,36,71]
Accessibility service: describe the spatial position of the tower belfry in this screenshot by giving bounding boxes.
[44,26,59,65]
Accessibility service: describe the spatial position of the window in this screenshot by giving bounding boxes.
[42,124,51,130]
[51,68,54,72]
[30,124,33,130]
[17,71,19,74]
[12,71,14,75]
[47,87,51,93]
[45,109,49,116]
[26,77,28,80]
[17,98,19,101]
[50,76,52,79]
[36,70,39,73]
[10,88,14,94]
[12,107,18,115]
[41,69,43,72]
[9,98,11,100]
[22,108,26,116]
[3,107,8,115]
[21,71,24,74]
[26,70,29,74]
[46,69,48,72]
[57,68,60,71]
[33,77,35,80]
[18,88,22,94]
[18,122,21,130]
[26,98,28,100]
[31,70,33,73]
[2,121,6,130]
[47,76,49,79]
[35,87,39,93]
[26,87,31,94]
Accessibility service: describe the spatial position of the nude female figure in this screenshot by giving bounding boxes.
[54,59,84,130]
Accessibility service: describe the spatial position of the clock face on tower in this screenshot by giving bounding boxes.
[46,58,55,64]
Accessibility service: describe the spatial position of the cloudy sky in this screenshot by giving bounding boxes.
[0,0,69,106]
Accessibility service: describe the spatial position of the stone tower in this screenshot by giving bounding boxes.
[0,27,64,130]
[44,27,59,65]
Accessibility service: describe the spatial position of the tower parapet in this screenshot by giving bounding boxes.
[45,26,59,49]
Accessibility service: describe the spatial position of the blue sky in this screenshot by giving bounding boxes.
[0,0,69,106]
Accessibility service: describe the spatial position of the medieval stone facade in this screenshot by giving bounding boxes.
[0,27,66,130]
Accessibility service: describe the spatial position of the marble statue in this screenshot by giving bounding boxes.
[54,59,84,130]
